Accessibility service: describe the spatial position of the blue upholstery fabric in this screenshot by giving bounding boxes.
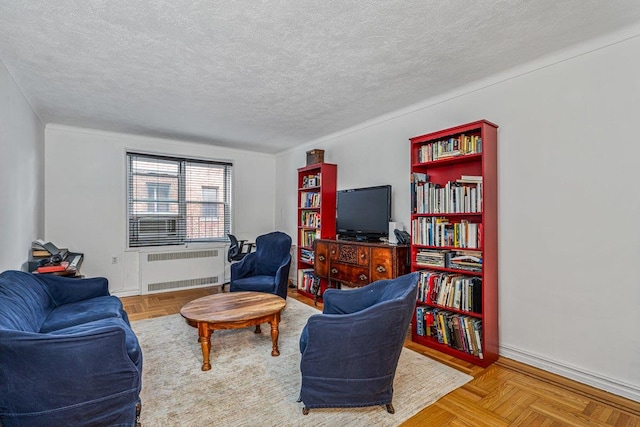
[231,275,276,293]
[0,270,55,332]
[0,270,142,427]
[229,231,292,299]
[298,272,419,411]
[40,295,126,333]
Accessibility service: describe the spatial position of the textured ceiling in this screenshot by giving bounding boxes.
[1,1,640,153]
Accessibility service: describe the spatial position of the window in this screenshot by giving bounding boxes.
[147,182,171,213]
[201,186,219,219]
[127,152,232,247]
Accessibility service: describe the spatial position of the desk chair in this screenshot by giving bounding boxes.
[222,234,254,291]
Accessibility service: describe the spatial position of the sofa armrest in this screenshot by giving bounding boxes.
[273,254,292,298]
[230,253,257,281]
[35,274,110,305]
[0,318,141,417]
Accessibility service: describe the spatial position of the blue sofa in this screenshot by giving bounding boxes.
[0,270,142,427]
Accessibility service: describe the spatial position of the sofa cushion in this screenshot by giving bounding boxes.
[48,317,143,367]
[40,295,125,333]
[0,271,54,332]
[34,273,109,306]
[231,275,275,293]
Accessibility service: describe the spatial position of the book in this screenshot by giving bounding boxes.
[32,249,52,257]
[309,276,321,296]
[37,262,69,273]
[415,307,425,336]
[31,239,64,256]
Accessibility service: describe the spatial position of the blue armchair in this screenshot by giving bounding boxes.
[229,231,292,299]
[298,272,419,414]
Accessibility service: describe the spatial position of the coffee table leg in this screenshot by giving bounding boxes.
[197,322,212,371]
[270,314,280,357]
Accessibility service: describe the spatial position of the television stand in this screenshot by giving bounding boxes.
[314,239,409,288]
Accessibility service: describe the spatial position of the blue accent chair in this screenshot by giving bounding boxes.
[298,272,420,414]
[229,231,292,299]
[0,270,142,427]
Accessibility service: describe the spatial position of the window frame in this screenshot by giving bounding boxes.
[126,151,233,248]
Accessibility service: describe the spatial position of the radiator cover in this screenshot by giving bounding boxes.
[139,249,223,294]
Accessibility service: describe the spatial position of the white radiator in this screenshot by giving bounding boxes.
[139,248,224,294]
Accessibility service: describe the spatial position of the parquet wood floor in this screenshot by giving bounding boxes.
[121,286,640,426]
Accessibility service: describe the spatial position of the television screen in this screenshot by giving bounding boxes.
[336,185,391,239]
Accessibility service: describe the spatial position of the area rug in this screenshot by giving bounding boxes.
[131,298,472,427]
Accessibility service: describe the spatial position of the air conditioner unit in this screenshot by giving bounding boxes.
[136,217,178,238]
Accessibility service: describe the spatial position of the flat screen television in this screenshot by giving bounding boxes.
[336,185,391,241]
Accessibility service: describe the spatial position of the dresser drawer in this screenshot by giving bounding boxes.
[370,247,394,281]
[314,240,329,278]
[329,263,369,287]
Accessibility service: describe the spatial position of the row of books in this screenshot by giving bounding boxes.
[416,134,482,163]
[300,191,320,208]
[415,249,482,272]
[297,269,320,294]
[417,270,482,313]
[416,249,448,267]
[29,240,83,276]
[411,217,481,248]
[31,239,74,275]
[411,173,483,214]
[300,248,314,264]
[31,239,67,258]
[415,307,483,359]
[299,229,319,248]
[37,261,72,274]
[301,173,321,188]
[300,211,320,228]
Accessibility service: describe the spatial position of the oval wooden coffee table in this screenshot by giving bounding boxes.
[180,291,286,371]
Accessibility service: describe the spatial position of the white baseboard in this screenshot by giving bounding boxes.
[500,344,640,403]
[112,289,140,298]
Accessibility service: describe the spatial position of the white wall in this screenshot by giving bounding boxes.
[45,126,276,295]
[0,61,44,271]
[276,27,640,400]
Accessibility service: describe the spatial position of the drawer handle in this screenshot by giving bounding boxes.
[318,255,326,261]
[360,253,366,259]
[331,268,338,274]
[376,265,386,273]
[359,274,368,281]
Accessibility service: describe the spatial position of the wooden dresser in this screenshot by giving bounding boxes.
[314,239,409,288]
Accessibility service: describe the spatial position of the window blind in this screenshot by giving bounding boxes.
[127,152,233,247]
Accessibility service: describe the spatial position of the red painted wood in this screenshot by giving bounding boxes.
[409,120,499,367]
[296,163,337,300]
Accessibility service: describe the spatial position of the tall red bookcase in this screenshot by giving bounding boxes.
[296,163,337,301]
[409,120,498,367]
